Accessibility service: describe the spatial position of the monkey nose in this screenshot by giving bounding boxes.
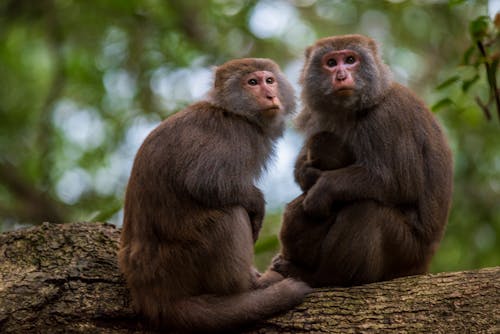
[336,73,347,81]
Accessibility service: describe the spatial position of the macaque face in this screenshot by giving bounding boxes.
[321,50,360,96]
[243,70,282,115]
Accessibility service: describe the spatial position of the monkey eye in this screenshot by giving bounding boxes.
[345,56,356,64]
[326,58,337,67]
[248,78,258,86]
[266,77,275,84]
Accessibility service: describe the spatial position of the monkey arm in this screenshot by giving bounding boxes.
[303,164,409,218]
[181,138,265,241]
[245,186,265,242]
[294,145,322,191]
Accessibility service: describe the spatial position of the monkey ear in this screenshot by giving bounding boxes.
[212,65,224,89]
[210,65,218,88]
[367,38,381,57]
[304,45,314,59]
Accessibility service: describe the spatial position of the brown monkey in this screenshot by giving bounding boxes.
[119,58,311,332]
[294,131,354,191]
[270,35,454,288]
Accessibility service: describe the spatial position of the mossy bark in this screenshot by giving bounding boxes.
[0,222,498,333]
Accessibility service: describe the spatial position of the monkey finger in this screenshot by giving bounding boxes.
[256,270,286,288]
[303,191,332,219]
[302,167,322,189]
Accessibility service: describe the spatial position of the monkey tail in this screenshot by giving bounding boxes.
[153,278,311,333]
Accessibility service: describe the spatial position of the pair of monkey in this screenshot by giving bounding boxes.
[119,34,453,333]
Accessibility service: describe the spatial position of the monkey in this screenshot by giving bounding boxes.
[118,58,311,333]
[294,131,355,192]
[268,34,454,288]
[272,132,355,275]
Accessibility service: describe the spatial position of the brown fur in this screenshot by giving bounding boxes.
[119,58,310,332]
[270,35,454,287]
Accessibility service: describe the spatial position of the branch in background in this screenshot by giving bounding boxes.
[37,0,66,187]
[475,95,492,120]
[476,40,500,122]
[125,14,158,117]
[0,161,67,224]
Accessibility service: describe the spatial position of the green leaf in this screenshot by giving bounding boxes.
[462,74,480,92]
[432,98,454,112]
[436,76,460,90]
[469,16,490,41]
[462,45,476,65]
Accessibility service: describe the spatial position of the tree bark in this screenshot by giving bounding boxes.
[0,222,498,333]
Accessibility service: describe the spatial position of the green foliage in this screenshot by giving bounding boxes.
[0,0,498,274]
[433,13,500,121]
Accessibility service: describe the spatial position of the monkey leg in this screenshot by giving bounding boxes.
[310,200,428,287]
[270,193,335,283]
[125,206,311,332]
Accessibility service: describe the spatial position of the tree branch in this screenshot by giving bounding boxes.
[0,222,498,333]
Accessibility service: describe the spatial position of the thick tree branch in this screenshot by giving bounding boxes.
[0,222,498,333]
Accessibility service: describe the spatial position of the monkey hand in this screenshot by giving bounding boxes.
[269,254,292,277]
[256,269,286,288]
[246,187,265,242]
[270,254,312,285]
[249,213,263,242]
[297,165,322,191]
[303,181,333,218]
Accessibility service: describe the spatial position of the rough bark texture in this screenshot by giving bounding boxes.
[0,222,498,333]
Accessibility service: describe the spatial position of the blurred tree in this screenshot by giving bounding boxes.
[0,0,498,273]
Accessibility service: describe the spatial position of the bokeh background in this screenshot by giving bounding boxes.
[1,0,499,273]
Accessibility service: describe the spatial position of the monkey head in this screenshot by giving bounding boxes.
[300,34,392,114]
[211,58,296,125]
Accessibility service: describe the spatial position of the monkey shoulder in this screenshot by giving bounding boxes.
[385,83,432,119]
[171,101,254,134]
[150,102,237,143]
[371,83,437,135]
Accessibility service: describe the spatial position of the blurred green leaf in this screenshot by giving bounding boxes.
[432,98,454,112]
[469,16,490,41]
[436,76,460,90]
[462,74,480,92]
[462,46,476,66]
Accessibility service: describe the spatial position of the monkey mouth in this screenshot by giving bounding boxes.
[261,106,282,116]
[334,88,355,96]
